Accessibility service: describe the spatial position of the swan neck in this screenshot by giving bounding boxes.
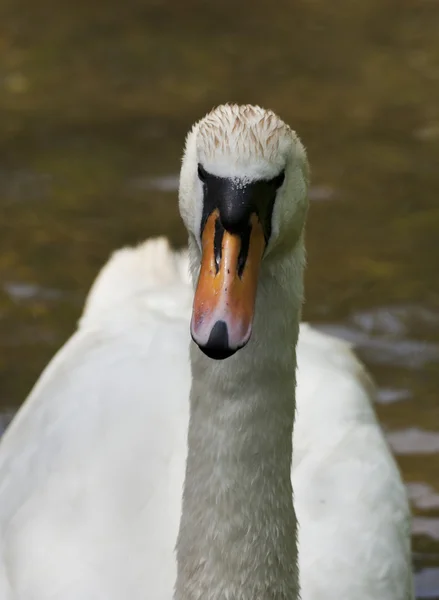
[175,243,303,600]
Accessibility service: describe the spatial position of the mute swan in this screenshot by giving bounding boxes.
[0,105,413,600]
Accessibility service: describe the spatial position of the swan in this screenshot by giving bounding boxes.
[0,104,413,600]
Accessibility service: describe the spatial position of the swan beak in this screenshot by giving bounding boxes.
[191,210,265,360]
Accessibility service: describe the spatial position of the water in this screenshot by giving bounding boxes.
[0,0,438,595]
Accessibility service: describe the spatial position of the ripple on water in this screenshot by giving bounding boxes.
[316,317,439,370]
[414,517,439,542]
[3,281,63,302]
[376,387,412,404]
[130,174,180,193]
[351,306,439,338]
[408,483,439,511]
[416,567,439,600]
[387,428,439,455]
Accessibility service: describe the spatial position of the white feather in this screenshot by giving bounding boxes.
[0,105,413,600]
[0,238,412,599]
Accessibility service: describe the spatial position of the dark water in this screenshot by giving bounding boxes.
[0,0,438,595]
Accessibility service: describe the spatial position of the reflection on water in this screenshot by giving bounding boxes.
[409,484,439,512]
[0,0,438,596]
[416,569,439,600]
[388,430,439,456]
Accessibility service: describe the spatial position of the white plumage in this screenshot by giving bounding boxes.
[0,105,413,600]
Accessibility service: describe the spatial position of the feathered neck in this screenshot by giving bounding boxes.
[174,238,305,600]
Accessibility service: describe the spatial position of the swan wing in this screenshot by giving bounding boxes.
[0,239,190,600]
[294,324,414,600]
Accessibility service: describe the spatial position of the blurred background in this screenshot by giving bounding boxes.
[0,0,438,596]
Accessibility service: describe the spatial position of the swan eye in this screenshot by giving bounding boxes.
[198,164,207,182]
[273,170,285,189]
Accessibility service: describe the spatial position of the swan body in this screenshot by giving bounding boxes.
[0,105,413,600]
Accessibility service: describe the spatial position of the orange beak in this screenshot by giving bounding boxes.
[191,210,265,359]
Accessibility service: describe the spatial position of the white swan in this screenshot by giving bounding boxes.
[0,105,413,600]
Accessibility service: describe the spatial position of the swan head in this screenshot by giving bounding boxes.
[179,104,309,360]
